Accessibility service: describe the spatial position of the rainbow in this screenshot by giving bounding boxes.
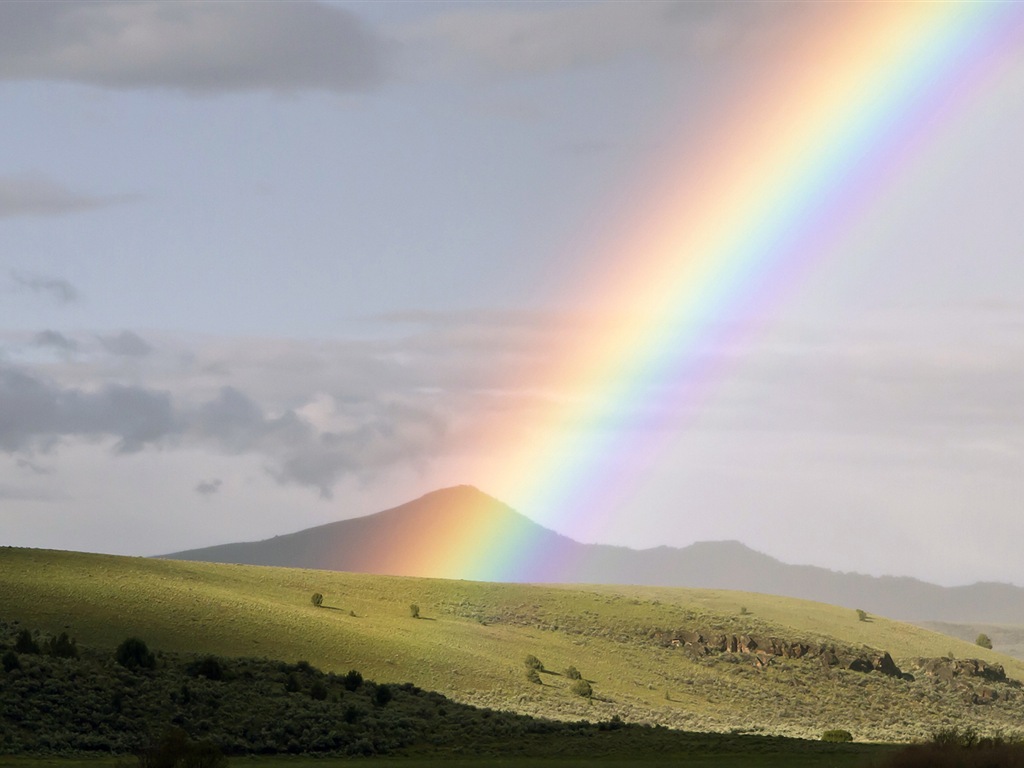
[401,3,1024,581]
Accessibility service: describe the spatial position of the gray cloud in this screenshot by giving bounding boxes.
[194,478,222,496]
[10,272,78,304]
[99,331,153,357]
[399,2,794,77]
[0,1,385,93]
[0,365,179,453]
[34,330,78,352]
[0,175,129,219]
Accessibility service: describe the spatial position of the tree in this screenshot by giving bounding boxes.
[564,665,582,680]
[856,609,868,622]
[373,683,393,706]
[2,650,19,673]
[45,632,78,659]
[976,633,993,650]
[343,669,363,691]
[571,678,593,698]
[525,668,542,685]
[310,592,323,608]
[524,654,544,671]
[14,629,39,654]
[116,637,156,670]
[409,603,420,619]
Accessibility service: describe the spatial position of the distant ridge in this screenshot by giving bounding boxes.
[163,485,1024,624]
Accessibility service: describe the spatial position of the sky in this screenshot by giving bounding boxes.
[2,1,1024,587]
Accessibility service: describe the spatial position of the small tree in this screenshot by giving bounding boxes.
[343,669,363,691]
[409,603,420,619]
[2,650,20,673]
[564,665,582,680]
[45,632,78,659]
[525,668,542,685]
[310,592,323,608]
[976,633,993,650]
[373,683,392,706]
[571,678,593,698]
[14,629,39,654]
[856,609,868,622]
[115,637,156,670]
[524,654,544,671]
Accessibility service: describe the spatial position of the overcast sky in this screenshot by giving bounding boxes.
[2,1,1023,587]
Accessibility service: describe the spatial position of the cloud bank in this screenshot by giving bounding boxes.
[0,1,385,93]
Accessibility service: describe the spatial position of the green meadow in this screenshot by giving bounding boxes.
[2,546,1023,765]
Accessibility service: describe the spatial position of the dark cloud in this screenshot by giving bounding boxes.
[10,272,78,304]
[0,175,129,219]
[34,330,78,352]
[0,1,385,93]
[194,478,222,496]
[0,365,179,453]
[99,331,153,357]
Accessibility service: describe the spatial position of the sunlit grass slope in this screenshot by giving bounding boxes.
[2,547,1023,742]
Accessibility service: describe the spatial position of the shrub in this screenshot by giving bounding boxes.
[571,679,593,698]
[821,729,853,742]
[310,592,323,608]
[525,668,542,685]
[116,637,156,670]
[45,632,78,659]
[374,683,392,706]
[856,609,868,622]
[137,727,226,768]
[976,633,993,650]
[409,603,420,619]
[343,669,363,691]
[739,606,750,616]
[2,650,19,673]
[189,656,224,681]
[565,665,582,680]
[524,654,544,671]
[309,680,328,700]
[13,629,39,654]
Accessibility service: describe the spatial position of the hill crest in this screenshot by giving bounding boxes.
[163,485,1024,625]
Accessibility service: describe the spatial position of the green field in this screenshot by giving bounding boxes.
[2,547,1022,745]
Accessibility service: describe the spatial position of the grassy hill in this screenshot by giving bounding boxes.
[2,547,1023,744]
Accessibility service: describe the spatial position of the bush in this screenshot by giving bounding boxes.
[374,683,392,706]
[137,727,227,768]
[45,632,78,659]
[189,656,224,681]
[855,609,868,622]
[14,629,39,654]
[2,650,19,673]
[571,679,593,698]
[524,654,544,671]
[821,729,853,743]
[310,592,323,608]
[309,680,328,700]
[976,633,993,650]
[343,669,363,691]
[116,637,156,670]
[409,603,420,619]
[525,668,542,685]
[565,666,582,680]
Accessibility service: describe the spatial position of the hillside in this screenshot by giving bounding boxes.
[165,485,1024,626]
[2,547,1023,744]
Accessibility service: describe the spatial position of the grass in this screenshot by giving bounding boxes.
[2,547,1023,743]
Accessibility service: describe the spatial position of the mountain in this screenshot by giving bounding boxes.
[164,485,1024,625]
